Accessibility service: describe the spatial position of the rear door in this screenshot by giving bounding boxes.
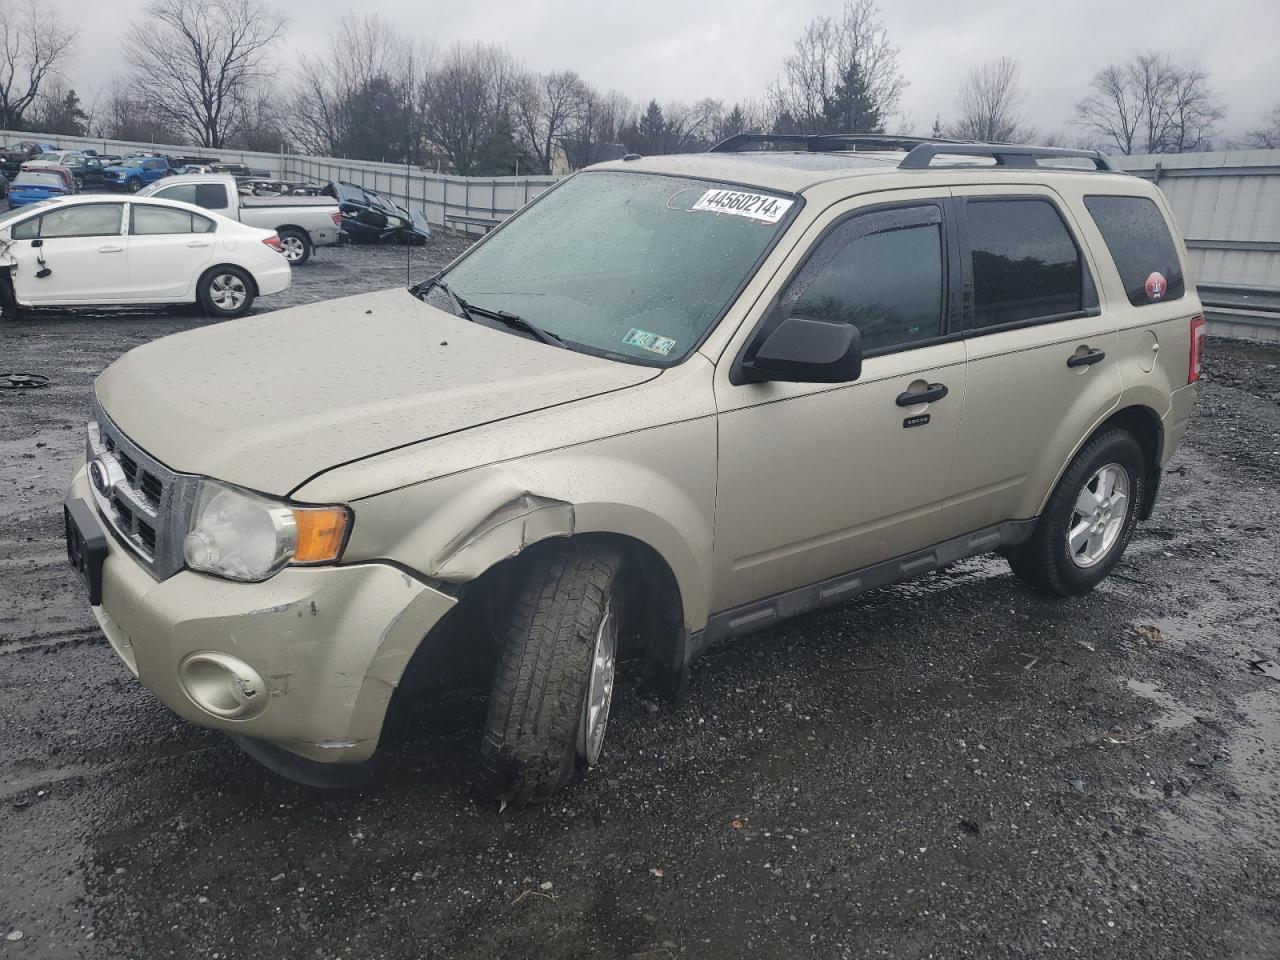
[126,203,217,299]
[942,185,1120,531]
[712,193,966,612]
[10,202,129,303]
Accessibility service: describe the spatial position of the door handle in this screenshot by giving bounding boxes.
[896,383,949,406]
[186,240,212,248]
[97,245,123,253]
[1067,348,1106,368]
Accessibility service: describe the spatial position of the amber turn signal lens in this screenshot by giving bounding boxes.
[292,506,350,563]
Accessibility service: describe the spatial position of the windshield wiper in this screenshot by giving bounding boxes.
[412,276,474,322]
[465,304,567,348]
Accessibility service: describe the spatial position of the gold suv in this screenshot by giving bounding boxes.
[64,136,1203,800]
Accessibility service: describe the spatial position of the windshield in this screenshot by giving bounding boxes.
[438,171,796,365]
[15,172,62,187]
[121,158,145,168]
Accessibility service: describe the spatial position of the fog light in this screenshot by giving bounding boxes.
[178,652,268,720]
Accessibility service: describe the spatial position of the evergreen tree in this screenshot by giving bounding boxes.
[822,62,881,133]
[931,115,944,138]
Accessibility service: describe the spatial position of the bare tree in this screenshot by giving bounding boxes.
[96,79,180,144]
[0,0,77,131]
[512,69,589,173]
[1074,52,1223,154]
[769,0,905,133]
[420,42,517,174]
[290,15,427,161]
[947,57,1029,142]
[123,0,284,148]
[1245,105,1280,149]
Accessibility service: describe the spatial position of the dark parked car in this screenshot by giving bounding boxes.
[0,141,59,178]
[23,151,107,190]
[322,180,430,244]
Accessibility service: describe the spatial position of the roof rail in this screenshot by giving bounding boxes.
[708,133,968,154]
[899,143,1113,171]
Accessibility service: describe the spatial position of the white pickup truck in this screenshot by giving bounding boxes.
[138,174,342,265]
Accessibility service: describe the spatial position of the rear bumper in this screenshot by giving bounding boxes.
[69,464,456,765]
[254,260,292,297]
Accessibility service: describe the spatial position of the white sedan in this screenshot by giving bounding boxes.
[0,195,291,319]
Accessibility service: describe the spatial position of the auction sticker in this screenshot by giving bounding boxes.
[1145,271,1167,301]
[692,189,794,224]
[623,328,677,356]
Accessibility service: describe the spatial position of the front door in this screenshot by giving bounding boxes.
[10,202,128,303]
[712,198,965,612]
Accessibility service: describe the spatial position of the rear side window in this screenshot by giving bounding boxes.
[1084,196,1185,306]
[131,205,216,235]
[966,199,1083,328]
[153,182,228,210]
[782,205,945,353]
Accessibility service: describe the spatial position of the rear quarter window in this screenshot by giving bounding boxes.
[1083,196,1185,306]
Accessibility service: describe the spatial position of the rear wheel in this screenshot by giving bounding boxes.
[277,228,311,265]
[197,266,256,318]
[479,541,626,803]
[1008,429,1146,596]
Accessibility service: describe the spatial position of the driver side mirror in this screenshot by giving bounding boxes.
[737,315,863,385]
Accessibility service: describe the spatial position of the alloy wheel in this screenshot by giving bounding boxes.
[1067,462,1129,568]
[208,273,248,313]
[577,596,617,766]
[280,235,306,262]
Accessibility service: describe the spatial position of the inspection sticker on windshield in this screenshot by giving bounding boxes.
[623,328,677,356]
[692,189,794,224]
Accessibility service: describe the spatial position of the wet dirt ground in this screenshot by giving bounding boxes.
[2,247,1279,959]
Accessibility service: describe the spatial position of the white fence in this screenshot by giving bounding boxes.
[0,129,561,233]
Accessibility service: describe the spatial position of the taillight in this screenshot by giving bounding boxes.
[262,233,283,252]
[1188,314,1207,384]
[330,211,342,227]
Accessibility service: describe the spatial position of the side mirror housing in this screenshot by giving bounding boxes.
[738,315,863,384]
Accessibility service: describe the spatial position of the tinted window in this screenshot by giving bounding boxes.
[39,204,123,238]
[153,182,228,210]
[783,213,944,353]
[1084,195,1185,306]
[132,205,214,235]
[967,199,1083,328]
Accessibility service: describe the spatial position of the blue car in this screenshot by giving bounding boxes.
[102,155,174,193]
[9,170,71,207]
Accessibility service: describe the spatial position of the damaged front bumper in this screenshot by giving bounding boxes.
[69,464,456,769]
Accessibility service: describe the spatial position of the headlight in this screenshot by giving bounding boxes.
[182,479,351,582]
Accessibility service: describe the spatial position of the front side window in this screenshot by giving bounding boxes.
[37,204,124,238]
[1083,195,1185,306]
[439,171,797,365]
[966,198,1083,328]
[781,206,944,353]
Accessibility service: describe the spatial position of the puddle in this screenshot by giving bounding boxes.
[1125,678,1197,730]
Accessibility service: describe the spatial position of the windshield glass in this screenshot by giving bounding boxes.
[439,171,796,365]
[122,158,145,168]
[15,172,62,187]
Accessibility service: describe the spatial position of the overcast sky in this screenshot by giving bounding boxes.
[65,0,1278,142]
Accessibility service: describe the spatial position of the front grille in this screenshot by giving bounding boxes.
[86,401,199,580]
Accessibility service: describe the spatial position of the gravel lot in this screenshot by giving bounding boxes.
[2,245,1279,959]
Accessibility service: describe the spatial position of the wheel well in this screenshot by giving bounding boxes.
[276,224,308,239]
[1094,405,1163,519]
[394,532,686,699]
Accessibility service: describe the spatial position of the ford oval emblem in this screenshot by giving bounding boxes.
[89,458,111,494]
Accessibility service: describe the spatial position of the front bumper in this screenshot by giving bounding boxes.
[69,464,456,765]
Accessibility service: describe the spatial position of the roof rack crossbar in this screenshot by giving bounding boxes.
[708,133,967,154]
[898,143,1113,171]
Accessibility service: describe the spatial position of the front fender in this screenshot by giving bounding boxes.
[340,418,718,630]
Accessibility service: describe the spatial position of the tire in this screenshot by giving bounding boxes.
[277,228,311,265]
[479,541,625,803]
[126,178,141,193]
[1008,429,1146,597]
[0,277,18,321]
[197,266,256,318]
[73,175,84,192]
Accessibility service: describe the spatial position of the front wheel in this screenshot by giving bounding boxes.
[1008,429,1146,596]
[197,266,256,318]
[277,228,311,265]
[126,178,141,193]
[479,541,626,803]
[73,175,84,192]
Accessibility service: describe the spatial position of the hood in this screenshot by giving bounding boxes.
[95,287,659,496]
